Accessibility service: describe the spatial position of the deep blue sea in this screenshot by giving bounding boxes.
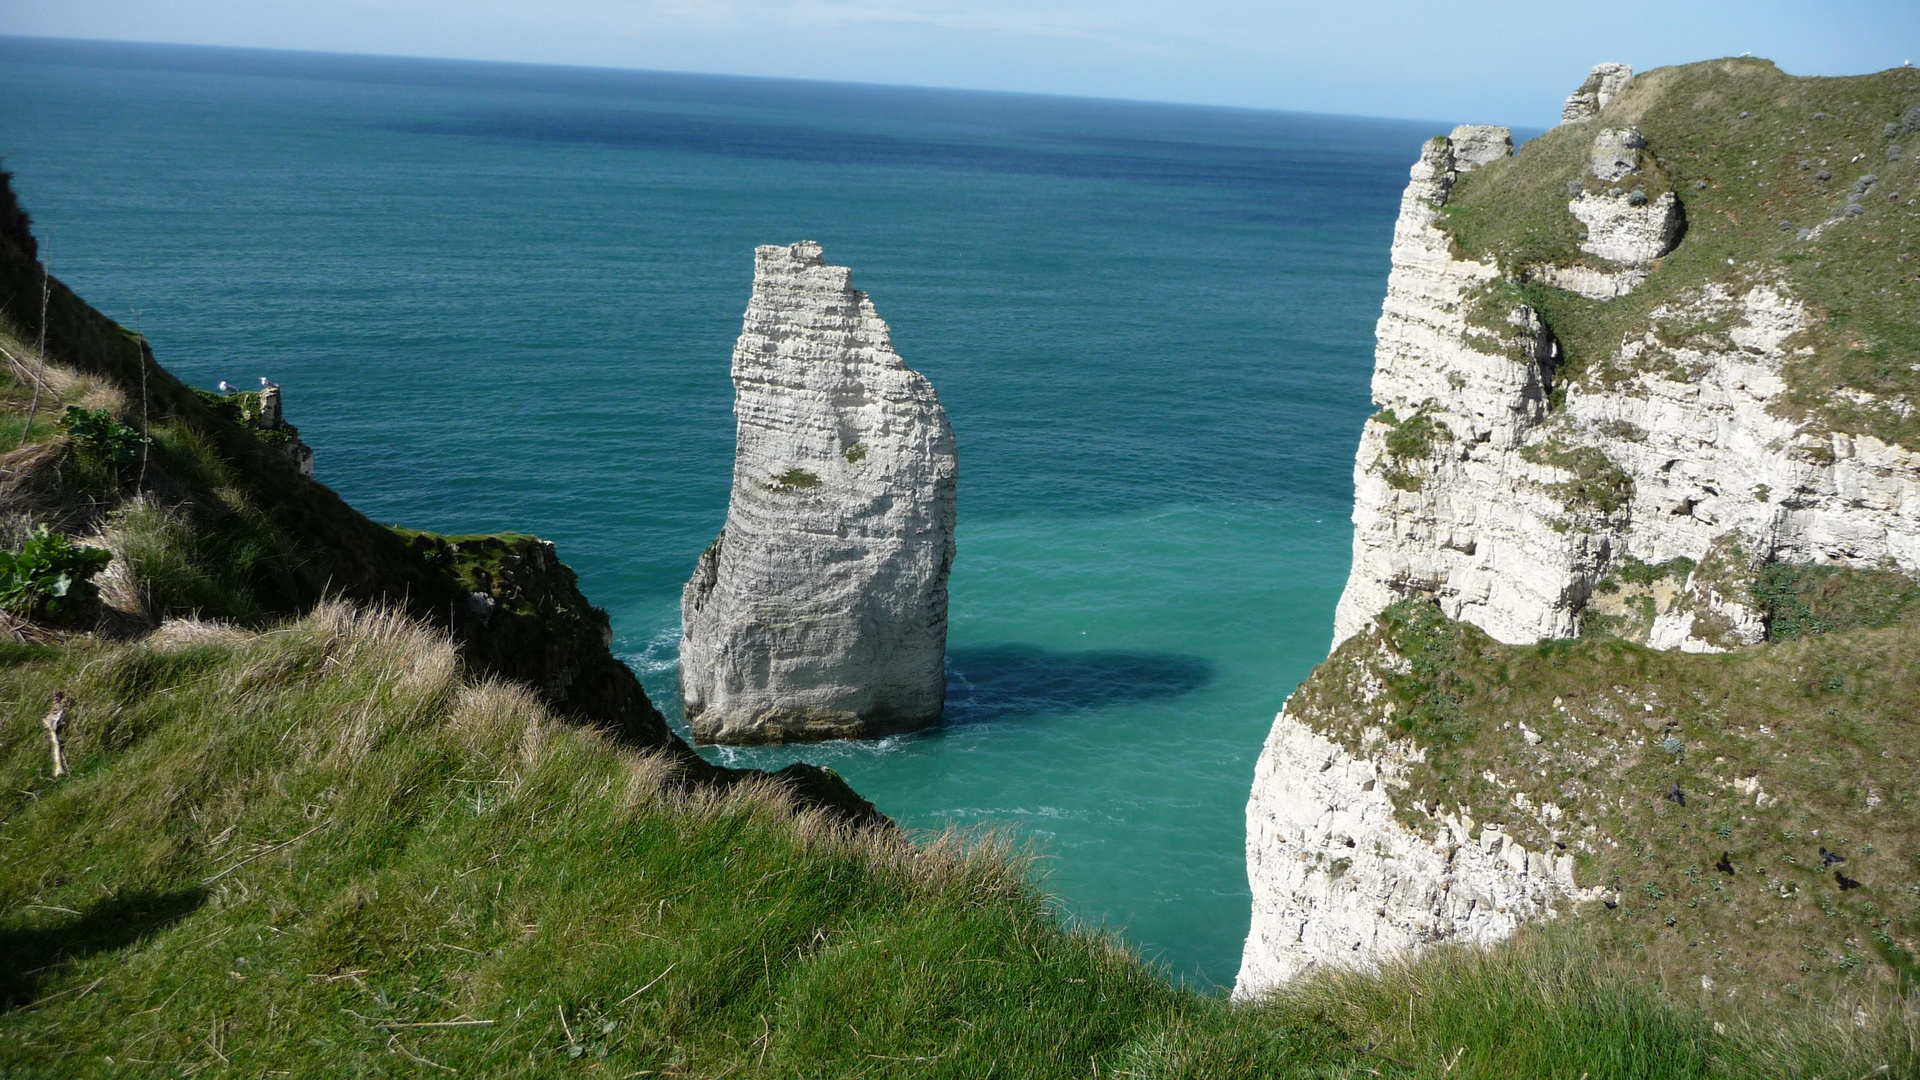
[0,37,1438,987]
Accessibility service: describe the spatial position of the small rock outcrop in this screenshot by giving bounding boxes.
[680,241,957,744]
[1560,62,1634,123]
[1570,190,1684,264]
[1587,126,1646,182]
[1568,126,1685,266]
[1448,125,1514,171]
[1236,703,1585,996]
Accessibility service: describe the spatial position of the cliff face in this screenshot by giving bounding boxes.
[1237,690,1585,992]
[681,242,957,745]
[1243,593,1920,1011]
[1334,59,1920,654]
[1241,59,1920,999]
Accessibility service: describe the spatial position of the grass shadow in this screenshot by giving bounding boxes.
[944,644,1212,725]
[0,886,206,1011]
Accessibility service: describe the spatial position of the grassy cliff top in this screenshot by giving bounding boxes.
[0,603,1893,1078]
[1295,595,1920,1020]
[1439,58,1920,446]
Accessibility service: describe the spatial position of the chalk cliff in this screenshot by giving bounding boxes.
[681,241,957,744]
[1240,58,1920,998]
[1331,63,1920,656]
[1238,695,1588,992]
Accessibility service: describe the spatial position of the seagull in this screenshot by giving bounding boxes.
[217,380,239,393]
[260,376,279,392]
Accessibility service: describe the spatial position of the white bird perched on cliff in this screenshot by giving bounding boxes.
[217,380,239,393]
[259,376,278,391]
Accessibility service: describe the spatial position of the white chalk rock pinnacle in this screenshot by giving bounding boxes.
[680,241,957,744]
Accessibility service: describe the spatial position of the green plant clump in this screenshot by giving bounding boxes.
[0,524,110,619]
[1611,555,1698,589]
[772,467,821,491]
[1750,562,1920,641]
[1378,408,1450,492]
[1521,442,1634,517]
[59,405,144,467]
[1375,599,1479,748]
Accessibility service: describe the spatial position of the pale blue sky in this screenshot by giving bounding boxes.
[5,1,1917,125]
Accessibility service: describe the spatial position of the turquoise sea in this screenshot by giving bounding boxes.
[0,37,1441,987]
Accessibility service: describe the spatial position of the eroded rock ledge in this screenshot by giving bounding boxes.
[1236,683,1587,995]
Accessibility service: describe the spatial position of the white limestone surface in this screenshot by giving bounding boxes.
[1588,127,1647,183]
[1234,701,1582,998]
[1331,134,1578,648]
[1448,125,1513,171]
[1330,108,1920,654]
[679,241,957,744]
[1561,62,1634,123]
[1571,190,1685,264]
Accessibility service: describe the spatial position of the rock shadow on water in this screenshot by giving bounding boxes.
[943,644,1213,726]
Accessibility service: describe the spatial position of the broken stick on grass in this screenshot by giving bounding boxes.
[42,690,71,778]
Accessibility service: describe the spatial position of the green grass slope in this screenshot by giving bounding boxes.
[1440,58,1920,445]
[0,606,1875,1078]
[1293,595,1920,1028]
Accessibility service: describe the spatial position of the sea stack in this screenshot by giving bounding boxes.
[679,241,957,744]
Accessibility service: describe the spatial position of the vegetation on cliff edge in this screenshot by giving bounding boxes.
[0,605,1887,1078]
[1297,595,1920,1038]
[1440,58,1920,448]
